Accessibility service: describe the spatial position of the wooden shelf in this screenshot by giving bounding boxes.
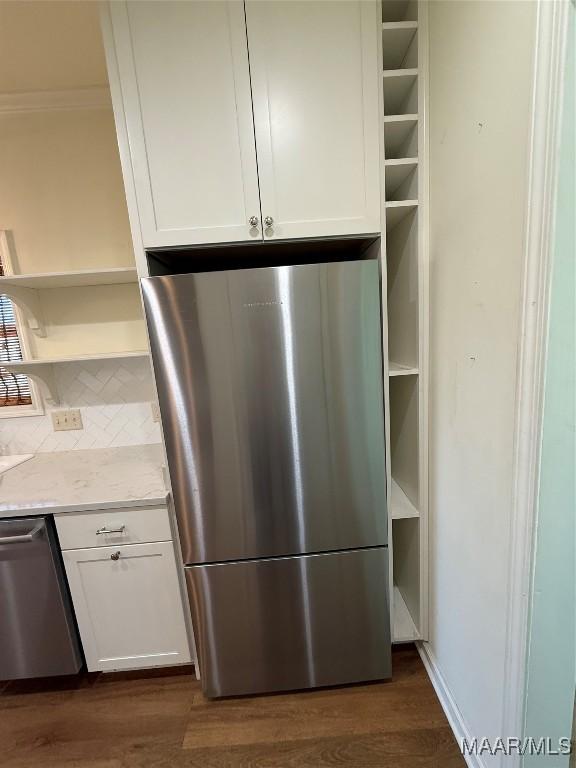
[385,200,418,229]
[389,361,419,376]
[5,351,148,368]
[0,267,137,290]
[383,113,418,123]
[385,158,418,200]
[390,478,419,519]
[2,351,149,405]
[385,157,418,165]
[383,67,418,79]
[382,21,418,31]
[393,585,420,642]
[383,70,418,116]
[381,22,417,71]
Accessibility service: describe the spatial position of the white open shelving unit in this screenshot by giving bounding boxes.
[0,236,148,405]
[380,0,428,644]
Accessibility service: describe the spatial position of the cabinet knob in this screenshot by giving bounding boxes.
[264,216,274,227]
[249,216,259,227]
[111,551,121,561]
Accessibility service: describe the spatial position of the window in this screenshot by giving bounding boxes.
[0,294,32,407]
[0,243,42,417]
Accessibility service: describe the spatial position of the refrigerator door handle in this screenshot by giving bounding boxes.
[0,521,44,545]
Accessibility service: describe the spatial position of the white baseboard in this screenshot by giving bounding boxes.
[417,641,486,768]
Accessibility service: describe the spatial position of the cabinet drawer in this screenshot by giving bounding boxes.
[55,507,172,550]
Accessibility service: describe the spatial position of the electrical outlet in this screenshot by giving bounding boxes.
[52,409,83,432]
[151,402,161,423]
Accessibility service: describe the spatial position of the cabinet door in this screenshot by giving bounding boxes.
[63,543,191,672]
[109,1,262,248]
[245,0,381,240]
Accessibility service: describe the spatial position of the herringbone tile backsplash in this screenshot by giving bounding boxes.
[0,357,161,454]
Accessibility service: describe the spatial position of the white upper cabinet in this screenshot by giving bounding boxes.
[245,1,381,240]
[108,1,261,248]
[105,1,381,250]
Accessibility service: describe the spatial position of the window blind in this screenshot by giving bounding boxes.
[0,261,32,407]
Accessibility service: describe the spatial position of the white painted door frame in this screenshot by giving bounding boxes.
[501,0,570,764]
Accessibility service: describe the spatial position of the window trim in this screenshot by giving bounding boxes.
[0,231,44,419]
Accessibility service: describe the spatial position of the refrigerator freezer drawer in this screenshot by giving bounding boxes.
[186,547,391,697]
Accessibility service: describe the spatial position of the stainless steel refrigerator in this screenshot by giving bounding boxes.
[142,258,391,697]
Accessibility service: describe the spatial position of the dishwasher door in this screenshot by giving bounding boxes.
[0,517,83,680]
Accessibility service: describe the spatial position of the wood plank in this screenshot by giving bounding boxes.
[183,683,448,749]
[0,649,465,768]
[182,729,466,768]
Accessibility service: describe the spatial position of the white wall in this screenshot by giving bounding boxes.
[427,0,537,759]
[0,108,133,274]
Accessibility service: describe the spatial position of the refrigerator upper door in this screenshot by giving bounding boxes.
[142,259,387,564]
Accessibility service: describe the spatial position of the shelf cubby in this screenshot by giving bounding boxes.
[385,158,418,201]
[386,208,418,369]
[392,518,421,639]
[381,22,418,71]
[382,0,418,23]
[383,115,418,159]
[385,200,418,230]
[383,69,418,116]
[393,583,419,642]
[389,361,418,376]
[389,374,419,514]
[390,477,419,519]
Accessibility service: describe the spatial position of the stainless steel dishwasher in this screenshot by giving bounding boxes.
[0,516,83,680]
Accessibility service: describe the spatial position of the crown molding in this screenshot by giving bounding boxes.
[0,87,111,114]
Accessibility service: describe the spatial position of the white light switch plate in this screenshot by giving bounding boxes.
[52,409,83,432]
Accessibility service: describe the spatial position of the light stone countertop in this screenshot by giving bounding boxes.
[0,444,169,517]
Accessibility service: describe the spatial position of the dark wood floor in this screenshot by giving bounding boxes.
[0,646,465,768]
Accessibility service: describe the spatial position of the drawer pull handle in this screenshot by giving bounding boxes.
[110,551,121,561]
[96,525,126,535]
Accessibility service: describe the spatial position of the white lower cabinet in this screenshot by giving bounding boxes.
[62,541,191,672]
